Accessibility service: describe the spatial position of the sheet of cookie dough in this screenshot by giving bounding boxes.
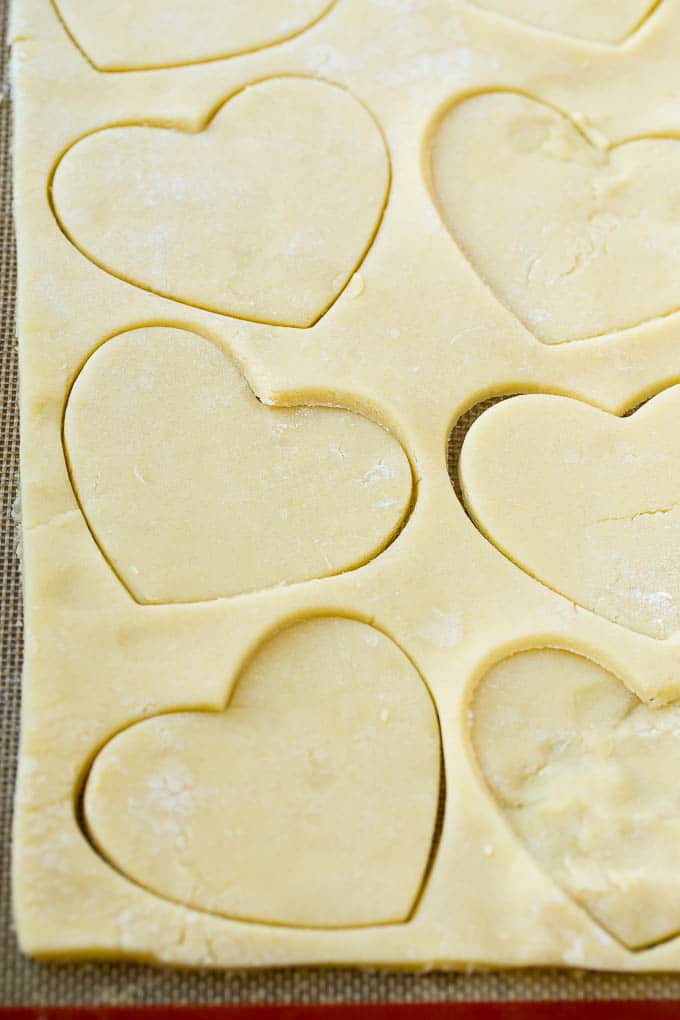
[12,0,680,970]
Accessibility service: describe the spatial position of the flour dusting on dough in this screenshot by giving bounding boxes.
[419,607,463,648]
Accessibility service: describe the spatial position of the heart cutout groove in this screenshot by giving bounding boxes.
[428,89,680,343]
[51,77,389,327]
[458,387,680,639]
[472,646,680,950]
[64,326,413,604]
[83,616,443,929]
[468,0,662,45]
[53,0,336,71]
[447,393,508,507]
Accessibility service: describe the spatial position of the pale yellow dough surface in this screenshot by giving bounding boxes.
[84,617,440,929]
[13,0,680,973]
[54,0,336,70]
[473,649,680,950]
[53,77,389,326]
[469,0,657,43]
[64,327,412,603]
[430,90,680,343]
[459,389,680,639]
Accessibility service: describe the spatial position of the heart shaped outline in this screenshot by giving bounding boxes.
[467,0,664,46]
[455,385,680,640]
[426,88,680,344]
[50,0,338,72]
[467,640,680,950]
[78,613,445,930]
[49,75,391,328]
[62,325,416,605]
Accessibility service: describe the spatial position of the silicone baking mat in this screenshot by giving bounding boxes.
[2,0,680,1007]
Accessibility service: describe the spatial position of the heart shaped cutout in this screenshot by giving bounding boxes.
[429,90,680,343]
[83,617,442,928]
[64,327,413,604]
[468,0,659,44]
[459,388,680,639]
[52,77,389,327]
[472,647,680,949]
[54,0,335,70]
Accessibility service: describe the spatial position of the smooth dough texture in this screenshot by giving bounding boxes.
[64,327,412,603]
[53,77,389,326]
[469,0,657,43]
[55,0,336,69]
[84,617,441,928]
[459,389,680,639]
[15,0,680,974]
[430,91,680,343]
[473,649,680,949]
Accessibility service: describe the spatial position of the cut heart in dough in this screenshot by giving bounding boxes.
[64,327,412,604]
[54,0,336,70]
[472,647,680,949]
[458,388,680,639]
[51,77,389,327]
[429,90,680,343]
[468,0,659,44]
[83,617,442,929]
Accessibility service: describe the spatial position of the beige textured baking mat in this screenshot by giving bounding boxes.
[4,0,680,1006]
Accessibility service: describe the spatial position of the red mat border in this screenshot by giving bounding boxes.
[1,1004,679,1018]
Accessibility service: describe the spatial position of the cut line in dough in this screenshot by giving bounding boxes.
[471,645,680,950]
[51,0,337,72]
[458,387,680,639]
[447,394,508,507]
[50,76,390,328]
[428,89,680,343]
[467,0,664,45]
[63,326,414,605]
[81,616,443,930]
